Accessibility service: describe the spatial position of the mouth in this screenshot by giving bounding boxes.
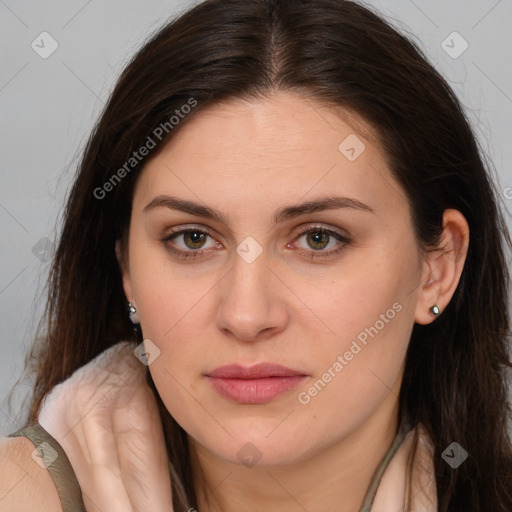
[206,363,308,404]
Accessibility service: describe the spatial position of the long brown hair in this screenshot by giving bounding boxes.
[17,0,512,510]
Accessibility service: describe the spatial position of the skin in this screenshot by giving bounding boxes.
[117,90,469,512]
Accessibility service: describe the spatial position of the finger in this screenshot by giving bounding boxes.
[43,376,138,512]
[71,409,136,512]
[112,384,173,511]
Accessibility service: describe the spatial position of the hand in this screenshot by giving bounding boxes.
[38,341,174,512]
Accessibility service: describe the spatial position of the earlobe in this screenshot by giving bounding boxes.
[414,209,469,325]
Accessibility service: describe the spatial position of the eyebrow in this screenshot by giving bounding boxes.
[143,194,375,225]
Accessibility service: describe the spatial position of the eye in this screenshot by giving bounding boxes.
[161,224,350,261]
[290,225,350,259]
[161,226,220,260]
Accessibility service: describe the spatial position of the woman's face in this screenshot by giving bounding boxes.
[119,91,426,467]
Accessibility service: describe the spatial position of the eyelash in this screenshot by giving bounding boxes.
[161,224,351,261]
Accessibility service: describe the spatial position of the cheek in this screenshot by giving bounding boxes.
[127,240,217,408]
[303,241,419,351]
[292,282,415,448]
[128,230,210,336]
[294,243,419,401]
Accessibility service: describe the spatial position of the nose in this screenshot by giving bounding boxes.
[215,253,289,343]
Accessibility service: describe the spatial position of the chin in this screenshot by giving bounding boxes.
[193,428,319,468]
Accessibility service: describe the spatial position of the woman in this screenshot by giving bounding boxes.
[1,0,511,510]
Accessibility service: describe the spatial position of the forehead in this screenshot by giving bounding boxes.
[133,91,406,220]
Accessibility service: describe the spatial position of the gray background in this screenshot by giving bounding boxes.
[1,0,511,436]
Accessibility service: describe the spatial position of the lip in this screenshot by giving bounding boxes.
[206,363,308,404]
[208,363,306,379]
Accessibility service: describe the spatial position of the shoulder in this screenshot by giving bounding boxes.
[0,435,63,512]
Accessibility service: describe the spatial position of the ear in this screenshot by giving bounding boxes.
[414,209,470,325]
[115,239,135,307]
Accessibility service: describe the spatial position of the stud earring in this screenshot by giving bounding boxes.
[429,304,440,316]
[127,301,140,324]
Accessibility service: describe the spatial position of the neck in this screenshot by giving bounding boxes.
[189,394,400,512]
